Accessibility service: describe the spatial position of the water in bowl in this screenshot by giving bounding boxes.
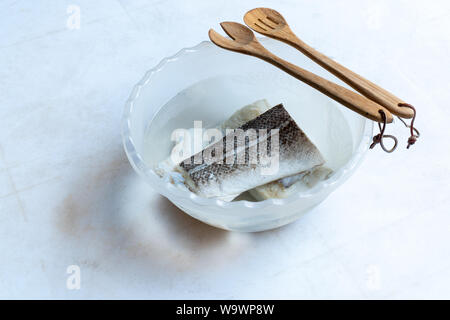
[143,75,354,178]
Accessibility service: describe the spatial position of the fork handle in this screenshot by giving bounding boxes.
[256,49,393,123]
[274,29,413,118]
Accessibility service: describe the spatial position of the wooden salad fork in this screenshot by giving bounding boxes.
[244,7,414,119]
[209,22,393,123]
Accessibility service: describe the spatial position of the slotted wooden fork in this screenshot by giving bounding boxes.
[209,22,393,123]
[244,7,414,119]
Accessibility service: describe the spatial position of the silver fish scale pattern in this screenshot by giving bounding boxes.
[179,104,321,192]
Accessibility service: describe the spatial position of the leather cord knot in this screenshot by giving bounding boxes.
[397,103,420,149]
[407,135,417,148]
[371,133,382,147]
[370,109,398,153]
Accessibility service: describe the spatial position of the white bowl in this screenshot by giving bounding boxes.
[122,39,373,232]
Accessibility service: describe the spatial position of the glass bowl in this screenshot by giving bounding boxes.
[122,39,373,232]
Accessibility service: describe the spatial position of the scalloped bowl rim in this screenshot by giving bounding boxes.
[122,40,373,212]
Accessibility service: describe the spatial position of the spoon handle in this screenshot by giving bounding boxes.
[272,29,412,118]
[253,48,393,123]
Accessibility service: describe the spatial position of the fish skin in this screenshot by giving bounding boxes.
[178,104,325,199]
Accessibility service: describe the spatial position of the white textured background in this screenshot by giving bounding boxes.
[1,0,449,299]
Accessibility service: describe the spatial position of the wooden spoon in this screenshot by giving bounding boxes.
[209,22,393,123]
[244,7,413,119]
